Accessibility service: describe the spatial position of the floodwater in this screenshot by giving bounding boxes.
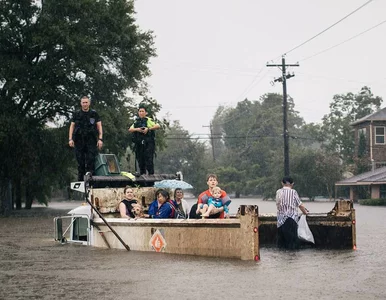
[1,199,386,300]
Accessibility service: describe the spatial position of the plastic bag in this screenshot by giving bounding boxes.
[297,214,315,244]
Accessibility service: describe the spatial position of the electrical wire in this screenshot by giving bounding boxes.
[161,3,375,134]
[164,134,321,141]
[299,18,386,62]
[284,0,374,56]
[233,66,269,102]
[296,71,373,85]
[269,0,374,62]
[210,69,274,128]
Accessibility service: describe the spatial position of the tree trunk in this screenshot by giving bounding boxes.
[25,184,33,209]
[14,177,22,209]
[0,180,12,216]
[235,191,240,198]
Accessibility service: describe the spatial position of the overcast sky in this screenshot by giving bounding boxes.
[134,0,386,136]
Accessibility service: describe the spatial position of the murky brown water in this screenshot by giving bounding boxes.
[1,199,386,300]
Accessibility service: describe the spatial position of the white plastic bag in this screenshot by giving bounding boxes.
[297,214,315,244]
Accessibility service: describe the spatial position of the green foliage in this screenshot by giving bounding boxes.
[23,126,74,207]
[0,0,155,121]
[211,166,245,194]
[0,0,157,210]
[0,113,74,207]
[1,1,383,211]
[353,132,371,174]
[359,198,386,206]
[212,94,305,197]
[154,121,212,195]
[291,149,342,200]
[210,105,228,160]
[321,86,382,165]
[98,102,130,157]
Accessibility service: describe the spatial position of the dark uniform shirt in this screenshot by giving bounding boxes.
[71,109,101,143]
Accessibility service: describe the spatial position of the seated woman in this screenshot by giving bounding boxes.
[145,189,175,219]
[173,188,191,219]
[119,186,140,219]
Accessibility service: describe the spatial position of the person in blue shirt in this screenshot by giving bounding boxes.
[146,189,175,219]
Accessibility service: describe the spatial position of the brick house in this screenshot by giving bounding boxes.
[335,108,386,200]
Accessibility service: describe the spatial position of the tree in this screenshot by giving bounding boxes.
[352,131,370,175]
[0,0,157,211]
[0,0,155,121]
[291,149,342,200]
[154,121,212,195]
[210,105,228,161]
[322,86,382,165]
[212,94,304,197]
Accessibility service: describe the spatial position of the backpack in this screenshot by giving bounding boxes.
[174,208,185,219]
[167,200,185,219]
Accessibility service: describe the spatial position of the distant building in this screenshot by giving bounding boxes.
[336,108,386,200]
[351,107,386,165]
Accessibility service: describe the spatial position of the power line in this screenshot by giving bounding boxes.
[295,71,373,85]
[299,18,386,62]
[155,63,260,76]
[165,134,320,141]
[284,0,374,56]
[160,67,270,117]
[165,135,279,140]
[268,0,374,62]
[196,1,375,144]
[210,65,272,128]
[206,70,270,128]
[233,66,269,102]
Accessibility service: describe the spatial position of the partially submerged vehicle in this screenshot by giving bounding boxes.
[54,154,356,261]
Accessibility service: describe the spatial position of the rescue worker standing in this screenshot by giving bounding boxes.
[68,96,103,181]
[129,105,160,175]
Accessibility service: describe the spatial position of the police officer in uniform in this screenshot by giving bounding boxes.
[69,96,103,181]
[129,105,160,175]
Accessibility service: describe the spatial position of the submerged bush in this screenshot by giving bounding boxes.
[359,198,386,206]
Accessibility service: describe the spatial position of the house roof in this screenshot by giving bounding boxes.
[336,166,386,186]
[350,107,386,126]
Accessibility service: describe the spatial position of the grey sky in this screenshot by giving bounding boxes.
[135,0,386,136]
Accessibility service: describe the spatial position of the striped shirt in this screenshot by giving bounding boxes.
[276,187,302,228]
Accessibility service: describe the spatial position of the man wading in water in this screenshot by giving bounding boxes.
[276,176,308,249]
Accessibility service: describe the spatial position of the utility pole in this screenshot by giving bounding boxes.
[203,123,216,161]
[267,56,299,177]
